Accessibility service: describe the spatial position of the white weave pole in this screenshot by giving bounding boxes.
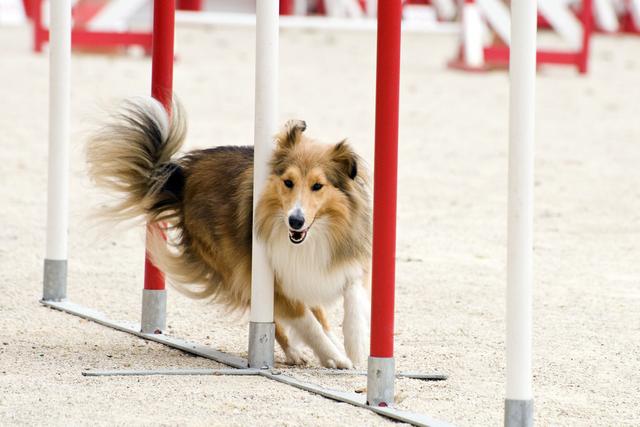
[248,0,278,368]
[505,0,536,424]
[43,0,72,302]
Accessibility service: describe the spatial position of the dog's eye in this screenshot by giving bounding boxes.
[284,179,294,189]
[311,183,323,192]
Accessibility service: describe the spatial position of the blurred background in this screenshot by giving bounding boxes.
[4,0,639,72]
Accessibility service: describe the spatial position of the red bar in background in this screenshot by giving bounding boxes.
[177,0,203,11]
[33,0,44,52]
[31,0,152,53]
[370,0,403,359]
[23,0,34,19]
[72,0,107,29]
[280,0,294,15]
[144,0,176,291]
[578,0,592,73]
[484,0,592,74]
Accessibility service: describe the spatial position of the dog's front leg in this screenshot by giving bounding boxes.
[342,278,370,368]
[290,307,352,369]
[275,321,309,366]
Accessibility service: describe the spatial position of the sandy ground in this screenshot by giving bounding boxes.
[1,23,639,426]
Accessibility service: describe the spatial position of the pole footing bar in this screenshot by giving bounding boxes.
[41,299,451,427]
[81,367,446,381]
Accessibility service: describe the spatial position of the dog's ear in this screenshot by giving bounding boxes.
[275,119,306,149]
[332,140,358,180]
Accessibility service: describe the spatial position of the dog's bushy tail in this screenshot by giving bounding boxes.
[86,97,186,224]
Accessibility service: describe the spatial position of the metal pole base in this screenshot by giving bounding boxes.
[43,259,67,301]
[40,299,453,426]
[504,399,533,427]
[248,321,275,368]
[366,356,395,407]
[140,289,166,334]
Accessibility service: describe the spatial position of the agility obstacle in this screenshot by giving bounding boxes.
[591,0,640,33]
[30,0,153,53]
[367,0,402,406]
[619,0,640,32]
[41,0,536,426]
[248,0,278,369]
[140,0,175,336]
[505,0,536,423]
[451,0,592,74]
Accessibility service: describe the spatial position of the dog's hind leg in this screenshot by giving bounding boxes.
[275,321,308,366]
[342,278,370,368]
[311,307,344,353]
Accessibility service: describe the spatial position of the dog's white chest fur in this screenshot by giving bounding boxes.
[266,224,361,305]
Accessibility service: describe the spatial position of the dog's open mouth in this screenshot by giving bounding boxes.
[288,228,308,244]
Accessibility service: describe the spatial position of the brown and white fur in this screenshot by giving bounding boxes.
[86,97,372,368]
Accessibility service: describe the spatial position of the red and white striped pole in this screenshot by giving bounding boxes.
[366,0,402,408]
[140,0,175,335]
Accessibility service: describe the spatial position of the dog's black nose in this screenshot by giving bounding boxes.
[288,214,305,230]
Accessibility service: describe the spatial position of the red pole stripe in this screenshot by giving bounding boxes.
[144,0,175,291]
[151,0,175,112]
[370,0,402,358]
[144,231,165,291]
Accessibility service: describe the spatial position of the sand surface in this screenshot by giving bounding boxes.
[1,23,639,426]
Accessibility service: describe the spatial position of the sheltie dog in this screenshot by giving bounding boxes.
[87,97,372,369]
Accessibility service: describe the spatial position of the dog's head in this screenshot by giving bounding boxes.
[256,120,364,246]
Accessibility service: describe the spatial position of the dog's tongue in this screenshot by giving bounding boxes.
[289,229,307,243]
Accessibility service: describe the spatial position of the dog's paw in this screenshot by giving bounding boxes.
[347,355,366,369]
[284,347,309,366]
[321,355,353,370]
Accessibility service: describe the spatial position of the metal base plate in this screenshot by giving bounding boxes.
[367,356,396,407]
[248,321,275,368]
[141,289,167,334]
[41,299,247,368]
[505,399,533,427]
[81,368,446,381]
[41,299,450,427]
[43,259,67,301]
